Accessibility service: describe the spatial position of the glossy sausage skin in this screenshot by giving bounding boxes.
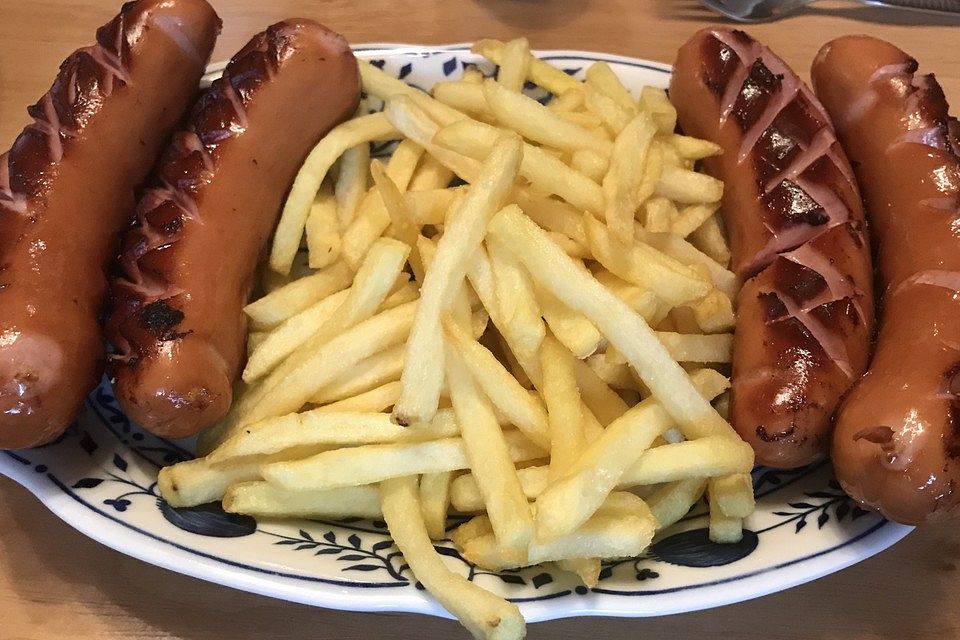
[813,36,960,524]
[670,28,875,468]
[107,20,361,438]
[0,0,220,450]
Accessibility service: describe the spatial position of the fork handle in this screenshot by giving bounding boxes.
[859,0,960,15]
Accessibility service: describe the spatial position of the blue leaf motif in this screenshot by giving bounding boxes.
[344,564,383,572]
[398,63,413,80]
[372,539,394,552]
[442,57,458,76]
[338,554,369,562]
[796,519,807,533]
[72,478,104,489]
[649,528,759,567]
[836,501,851,521]
[159,501,257,538]
[562,67,580,77]
[348,534,362,549]
[79,433,98,455]
[496,573,526,585]
[323,531,337,544]
[817,511,830,529]
[598,566,613,580]
[434,545,463,559]
[636,568,659,581]
[369,59,386,69]
[295,544,315,551]
[113,453,128,472]
[315,548,340,556]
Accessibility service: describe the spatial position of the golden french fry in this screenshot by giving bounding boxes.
[244,261,353,330]
[380,476,526,639]
[272,113,399,275]
[471,38,580,95]
[689,289,736,334]
[672,203,719,239]
[393,137,522,427]
[209,409,460,463]
[548,88,585,112]
[314,380,402,414]
[585,61,637,114]
[646,478,707,530]
[408,154,455,191]
[334,142,370,229]
[311,342,405,404]
[262,430,544,491]
[603,111,658,242]
[584,213,711,308]
[570,149,608,183]
[158,457,261,508]
[444,318,550,448]
[643,196,678,233]
[639,86,677,134]
[305,183,342,269]
[433,118,604,214]
[486,234,545,358]
[223,482,382,519]
[482,78,613,157]
[539,335,587,482]
[445,344,534,556]
[497,37,531,92]
[655,331,732,363]
[633,225,737,299]
[689,212,731,267]
[383,96,481,182]
[420,471,453,540]
[537,287,604,359]
[487,206,734,439]
[655,164,724,204]
[534,369,728,539]
[584,84,631,135]
[432,80,492,118]
[709,485,743,544]
[585,354,633,389]
[709,473,755,518]
[573,358,629,426]
[666,133,722,160]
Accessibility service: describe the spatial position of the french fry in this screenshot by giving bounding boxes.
[584,213,711,307]
[404,187,462,225]
[420,471,454,540]
[370,161,424,278]
[245,238,409,382]
[655,164,724,204]
[306,183,342,269]
[602,111,657,241]
[341,186,391,271]
[689,289,736,334]
[709,485,743,544]
[709,473,755,519]
[633,226,737,299]
[585,354,633,389]
[433,118,604,214]
[555,111,603,129]
[487,206,734,439]
[573,358,629,426]
[471,39,580,95]
[383,96,481,182]
[445,344,534,556]
[334,142,370,229]
[672,203,719,239]
[689,212,731,266]
[497,37,531,92]
[223,482,382,519]
[244,261,352,330]
[655,331,732,363]
[408,154,455,191]
[539,335,587,482]
[380,476,526,640]
[537,287,605,359]
[393,137,522,426]
[159,457,261,508]
[585,61,637,114]
[486,234,545,358]
[666,133,722,161]
[314,380,402,414]
[639,86,677,134]
[646,478,707,530]
[643,197,678,233]
[209,409,460,463]
[262,430,544,491]
[272,113,399,275]
[433,80,492,118]
[461,507,656,571]
[386,138,426,190]
[311,342,405,404]
[483,79,612,157]
[547,88,584,112]
[444,318,550,449]
[569,149,608,183]
[584,84,631,135]
[534,369,728,539]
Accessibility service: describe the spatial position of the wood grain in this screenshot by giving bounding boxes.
[1,1,959,638]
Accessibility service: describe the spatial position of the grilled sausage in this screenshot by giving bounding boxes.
[813,36,960,524]
[107,19,361,438]
[670,28,875,468]
[0,0,220,449]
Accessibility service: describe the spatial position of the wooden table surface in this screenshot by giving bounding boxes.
[1,1,958,638]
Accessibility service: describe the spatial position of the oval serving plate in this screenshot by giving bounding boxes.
[0,44,912,624]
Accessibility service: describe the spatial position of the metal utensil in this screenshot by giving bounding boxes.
[700,0,960,22]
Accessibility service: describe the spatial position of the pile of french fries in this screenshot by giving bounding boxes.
[157,38,754,639]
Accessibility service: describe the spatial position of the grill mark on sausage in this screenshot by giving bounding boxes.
[701,29,868,376]
[110,22,297,360]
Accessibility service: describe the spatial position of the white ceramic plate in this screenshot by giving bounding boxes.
[0,44,912,624]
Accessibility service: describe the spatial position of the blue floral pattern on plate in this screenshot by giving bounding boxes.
[0,45,913,623]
